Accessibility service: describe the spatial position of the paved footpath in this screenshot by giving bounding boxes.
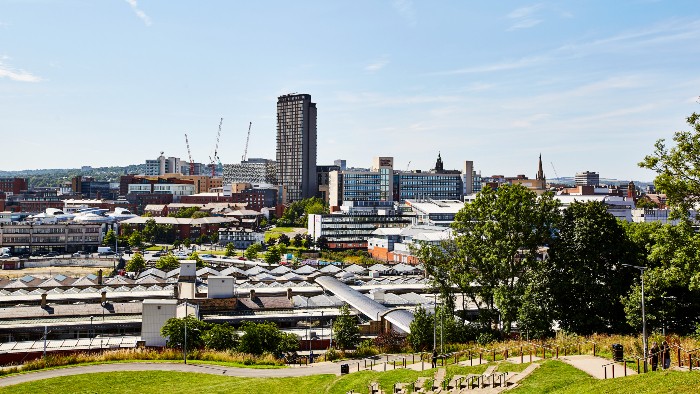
[559,355,637,379]
[0,361,346,388]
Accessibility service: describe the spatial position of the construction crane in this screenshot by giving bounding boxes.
[184,133,195,175]
[209,118,223,177]
[550,162,560,180]
[242,122,252,162]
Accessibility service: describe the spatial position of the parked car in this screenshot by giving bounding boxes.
[45,252,59,257]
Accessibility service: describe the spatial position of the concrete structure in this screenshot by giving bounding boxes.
[145,154,183,176]
[141,299,178,347]
[404,199,464,227]
[128,183,195,202]
[218,227,264,249]
[368,225,452,264]
[0,221,103,254]
[329,155,466,206]
[308,201,412,250]
[276,93,317,202]
[575,171,600,187]
[222,158,277,186]
[207,276,236,299]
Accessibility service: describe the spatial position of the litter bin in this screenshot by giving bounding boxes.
[612,344,624,362]
[340,364,349,375]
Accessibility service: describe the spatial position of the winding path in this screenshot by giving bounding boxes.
[0,361,343,388]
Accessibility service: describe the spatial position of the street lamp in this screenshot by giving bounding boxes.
[90,316,94,341]
[184,298,188,364]
[433,292,437,352]
[622,263,647,372]
[320,311,324,347]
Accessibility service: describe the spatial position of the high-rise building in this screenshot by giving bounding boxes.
[276,93,317,202]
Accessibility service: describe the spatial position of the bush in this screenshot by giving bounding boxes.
[325,347,345,361]
[374,330,407,353]
[353,339,380,358]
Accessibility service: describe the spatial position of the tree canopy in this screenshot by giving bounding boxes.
[333,304,360,350]
[639,110,700,215]
[278,197,328,227]
[125,252,146,273]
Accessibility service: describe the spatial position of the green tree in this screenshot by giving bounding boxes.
[264,245,281,265]
[142,219,157,244]
[316,235,329,251]
[103,229,116,247]
[237,321,286,355]
[407,305,433,352]
[639,110,700,215]
[278,197,329,227]
[548,201,635,335]
[333,304,360,350]
[622,220,700,334]
[161,315,209,351]
[156,254,180,271]
[128,231,143,248]
[225,242,235,257]
[277,234,290,246]
[245,243,263,260]
[125,252,146,273]
[445,184,560,332]
[203,323,239,351]
[188,251,207,268]
[277,332,300,354]
[635,196,658,209]
[192,211,210,219]
[291,233,303,247]
[183,238,191,248]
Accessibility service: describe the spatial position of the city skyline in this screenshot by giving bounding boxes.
[1,1,699,181]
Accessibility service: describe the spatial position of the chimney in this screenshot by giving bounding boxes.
[286,288,293,300]
[41,293,47,308]
[97,269,103,285]
[249,289,256,299]
[101,291,107,304]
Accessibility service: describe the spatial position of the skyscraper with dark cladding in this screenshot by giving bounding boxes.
[276,93,317,202]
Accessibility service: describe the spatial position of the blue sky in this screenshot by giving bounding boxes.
[1,1,699,181]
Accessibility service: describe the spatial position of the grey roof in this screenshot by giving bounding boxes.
[344,264,367,274]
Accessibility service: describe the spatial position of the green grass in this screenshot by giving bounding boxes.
[4,361,700,394]
[0,371,336,394]
[512,360,700,394]
[264,227,302,242]
[496,361,531,373]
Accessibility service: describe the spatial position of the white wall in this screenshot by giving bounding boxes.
[141,299,178,347]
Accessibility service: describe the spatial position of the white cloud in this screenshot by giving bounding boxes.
[365,56,389,72]
[392,0,416,27]
[0,60,42,82]
[507,19,542,31]
[507,4,542,19]
[512,113,550,128]
[435,56,545,75]
[125,0,152,27]
[507,4,542,31]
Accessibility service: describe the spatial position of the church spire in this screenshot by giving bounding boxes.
[435,152,444,173]
[536,153,545,181]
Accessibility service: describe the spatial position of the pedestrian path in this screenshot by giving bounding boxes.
[559,355,637,379]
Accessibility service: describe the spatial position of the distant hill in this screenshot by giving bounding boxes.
[0,165,145,188]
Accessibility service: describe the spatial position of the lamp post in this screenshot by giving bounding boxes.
[321,310,324,347]
[622,264,647,372]
[184,298,188,364]
[90,316,94,341]
[433,292,437,352]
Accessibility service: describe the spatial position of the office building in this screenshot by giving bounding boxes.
[575,171,600,187]
[276,94,317,202]
[145,153,183,176]
[328,155,465,206]
[223,158,277,186]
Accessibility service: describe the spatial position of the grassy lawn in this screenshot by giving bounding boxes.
[0,371,336,394]
[512,360,700,394]
[4,361,700,393]
[264,227,303,242]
